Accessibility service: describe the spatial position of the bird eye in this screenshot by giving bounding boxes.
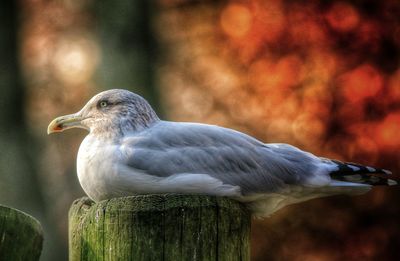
[100,101,108,108]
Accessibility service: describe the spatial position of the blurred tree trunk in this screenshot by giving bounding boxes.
[0,0,56,260]
[0,0,44,221]
[94,0,161,114]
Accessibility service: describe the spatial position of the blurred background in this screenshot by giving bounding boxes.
[0,0,399,260]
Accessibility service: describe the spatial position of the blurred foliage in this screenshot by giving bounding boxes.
[156,0,400,260]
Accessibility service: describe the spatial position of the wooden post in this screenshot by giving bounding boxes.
[0,205,43,260]
[69,195,250,261]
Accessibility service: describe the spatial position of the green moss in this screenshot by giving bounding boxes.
[0,205,43,261]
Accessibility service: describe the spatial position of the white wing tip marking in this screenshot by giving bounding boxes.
[366,166,376,172]
[383,169,392,175]
[348,165,360,171]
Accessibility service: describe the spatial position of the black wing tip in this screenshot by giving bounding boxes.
[329,160,397,186]
[334,175,399,186]
[330,159,392,176]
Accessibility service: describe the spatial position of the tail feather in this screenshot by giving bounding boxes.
[328,160,397,186]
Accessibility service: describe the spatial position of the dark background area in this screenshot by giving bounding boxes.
[0,0,399,260]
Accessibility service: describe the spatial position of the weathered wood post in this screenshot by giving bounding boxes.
[0,205,43,260]
[69,195,250,261]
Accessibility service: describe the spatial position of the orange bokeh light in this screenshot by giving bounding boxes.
[292,113,326,146]
[220,4,252,38]
[301,83,332,118]
[249,54,304,92]
[325,2,360,33]
[338,64,384,104]
[376,112,400,149]
[288,5,329,47]
[251,0,286,43]
[354,136,379,164]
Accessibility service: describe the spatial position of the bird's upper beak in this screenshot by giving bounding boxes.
[47,113,89,134]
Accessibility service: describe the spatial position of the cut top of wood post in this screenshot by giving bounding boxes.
[69,194,251,261]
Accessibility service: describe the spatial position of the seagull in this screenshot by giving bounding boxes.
[48,89,396,217]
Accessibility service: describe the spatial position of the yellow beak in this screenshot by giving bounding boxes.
[47,113,88,134]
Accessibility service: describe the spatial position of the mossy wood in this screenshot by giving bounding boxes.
[69,195,251,261]
[0,205,43,261]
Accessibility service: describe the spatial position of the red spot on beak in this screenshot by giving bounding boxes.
[54,125,63,131]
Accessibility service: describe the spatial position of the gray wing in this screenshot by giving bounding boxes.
[120,121,324,195]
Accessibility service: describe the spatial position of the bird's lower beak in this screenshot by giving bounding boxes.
[47,113,89,134]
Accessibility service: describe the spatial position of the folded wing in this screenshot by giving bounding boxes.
[120,121,329,195]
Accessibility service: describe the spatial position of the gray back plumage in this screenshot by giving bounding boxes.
[121,121,321,195]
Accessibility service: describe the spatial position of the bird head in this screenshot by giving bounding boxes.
[47,89,159,136]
